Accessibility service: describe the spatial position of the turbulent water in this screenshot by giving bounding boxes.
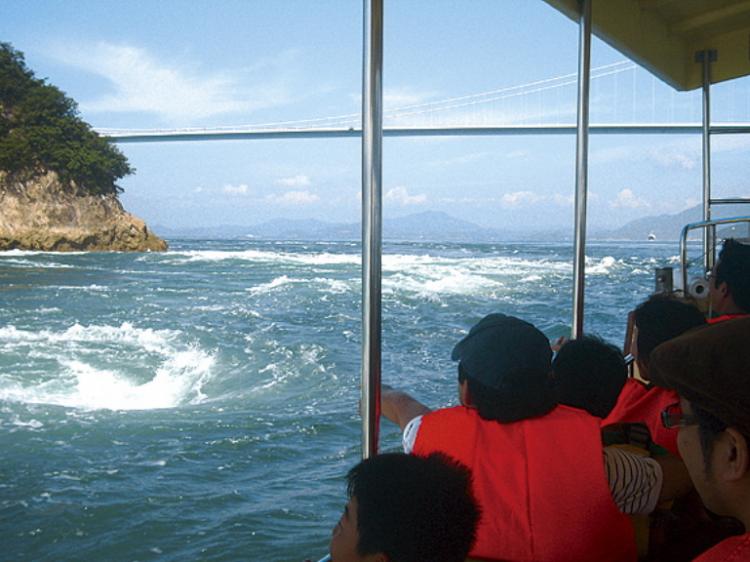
[0,238,684,561]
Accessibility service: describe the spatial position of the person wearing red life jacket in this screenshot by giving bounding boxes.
[707,238,750,324]
[603,296,707,457]
[381,314,690,562]
[650,316,750,561]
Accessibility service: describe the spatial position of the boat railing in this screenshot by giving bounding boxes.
[679,216,750,296]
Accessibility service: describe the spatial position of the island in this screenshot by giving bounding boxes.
[0,42,167,252]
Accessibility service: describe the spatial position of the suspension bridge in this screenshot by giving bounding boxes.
[97,61,750,143]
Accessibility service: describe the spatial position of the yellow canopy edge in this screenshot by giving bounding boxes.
[542,0,750,91]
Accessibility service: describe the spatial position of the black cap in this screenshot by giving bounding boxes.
[452,313,552,392]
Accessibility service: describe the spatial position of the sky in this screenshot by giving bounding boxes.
[2,1,750,233]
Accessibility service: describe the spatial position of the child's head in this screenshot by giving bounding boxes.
[633,296,706,378]
[330,452,480,562]
[553,335,627,419]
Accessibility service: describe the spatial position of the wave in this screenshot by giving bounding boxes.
[0,256,76,268]
[246,275,355,296]
[0,323,215,411]
[584,255,626,275]
[155,249,361,266]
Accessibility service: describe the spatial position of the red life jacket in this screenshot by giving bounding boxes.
[412,405,636,562]
[692,533,750,561]
[602,378,680,457]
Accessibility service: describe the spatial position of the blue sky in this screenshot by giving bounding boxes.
[3,1,749,232]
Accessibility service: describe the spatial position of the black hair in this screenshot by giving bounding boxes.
[458,362,556,423]
[552,334,626,419]
[634,296,706,368]
[346,452,480,562]
[715,238,750,313]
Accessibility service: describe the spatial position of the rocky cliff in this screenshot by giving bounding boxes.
[0,171,167,252]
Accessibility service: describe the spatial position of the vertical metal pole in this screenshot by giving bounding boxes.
[699,50,715,272]
[572,0,592,339]
[360,0,383,460]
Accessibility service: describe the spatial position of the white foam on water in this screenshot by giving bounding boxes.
[166,249,359,266]
[0,323,215,411]
[382,254,570,300]
[0,256,76,268]
[59,351,212,410]
[585,255,624,275]
[36,307,62,315]
[6,413,44,429]
[247,276,356,298]
[313,278,351,294]
[247,343,327,393]
[246,275,294,295]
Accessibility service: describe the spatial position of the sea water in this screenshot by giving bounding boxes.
[0,238,682,561]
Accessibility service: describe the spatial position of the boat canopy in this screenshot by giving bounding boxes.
[543,0,750,91]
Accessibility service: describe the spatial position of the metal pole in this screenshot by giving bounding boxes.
[572,0,592,339]
[360,0,383,460]
[699,50,716,272]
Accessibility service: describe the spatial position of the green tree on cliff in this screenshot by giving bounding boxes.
[0,42,133,196]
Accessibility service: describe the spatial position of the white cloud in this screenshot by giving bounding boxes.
[500,191,543,208]
[350,87,440,113]
[53,42,295,123]
[550,193,575,206]
[385,187,427,206]
[222,184,249,195]
[384,87,439,109]
[652,198,701,214]
[425,152,488,169]
[609,188,649,209]
[264,191,320,205]
[439,191,574,208]
[591,145,637,165]
[652,148,697,170]
[277,174,311,187]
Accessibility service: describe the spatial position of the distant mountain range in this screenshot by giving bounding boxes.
[153,205,750,242]
[154,211,513,241]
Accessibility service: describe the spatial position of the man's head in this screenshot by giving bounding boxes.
[710,238,750,315]
[632,295,706,377]
[452,313,554,423]
[329,452,480,562]
[552,335,627,419]
[650,316,750,522]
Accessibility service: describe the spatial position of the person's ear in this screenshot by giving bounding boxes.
[717,428,749,482]
[458,380,475,408]
[717,279,730,298]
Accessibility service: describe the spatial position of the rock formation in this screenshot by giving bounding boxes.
[0,171,168,252]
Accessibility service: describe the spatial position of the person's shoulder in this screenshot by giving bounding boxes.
[422,405,473,420]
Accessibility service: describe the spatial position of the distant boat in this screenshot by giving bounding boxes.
[647,232,656,241]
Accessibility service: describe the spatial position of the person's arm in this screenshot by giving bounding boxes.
[380,384,431,432]
[604,447,694,515]
[604,446,663,515]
